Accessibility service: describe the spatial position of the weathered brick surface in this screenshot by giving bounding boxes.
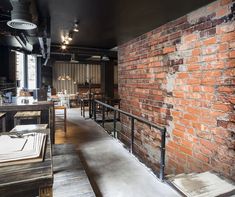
[118,0,235,179]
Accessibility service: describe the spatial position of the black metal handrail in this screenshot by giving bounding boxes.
[92,99,167,181]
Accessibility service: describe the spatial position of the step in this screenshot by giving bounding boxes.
[169,171,235,197]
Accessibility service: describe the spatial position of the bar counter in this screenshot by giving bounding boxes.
[0,101,55,143]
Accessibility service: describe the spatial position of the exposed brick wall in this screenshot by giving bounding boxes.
[118,0,235,179]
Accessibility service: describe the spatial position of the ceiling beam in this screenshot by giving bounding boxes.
[51,44,117,59]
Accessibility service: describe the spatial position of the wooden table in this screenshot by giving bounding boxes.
[0,101,55,143]
[0,129,53,197]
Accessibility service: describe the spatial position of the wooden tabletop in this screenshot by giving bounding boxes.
[0,101,54,111]
[0,129,53,196]
[14,111,41,118]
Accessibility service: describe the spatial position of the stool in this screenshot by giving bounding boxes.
[54,106,67,133]
[0,113,6,132]
[14,111,41,126]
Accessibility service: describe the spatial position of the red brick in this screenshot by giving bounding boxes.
[220,0,232,6]
[192,48,201,56]
[219,43,229,52]
[194,152,209,163]
[179,145,192,156]
[174,91,185,98]
[173,129,185,138]
[188,64,201,71]
[163,46,175,54]
[221,32,235,42]
[178,73,189,78]
[203,37,216,45]
[216,7,229,17]
[184,113,198,122]
[207,1,219,12]
[213,103,230,112]
[184,34,197,42]
[229,50,235,58]
[175,123,186,132]
[200,139,216,151]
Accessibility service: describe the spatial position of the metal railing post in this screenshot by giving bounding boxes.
[102,105,105,127]
[160,128,166,181]
[113,111,117,138]
[130,117,134,153]
[80,100,82,117]
[83,101,85,118]
[94,101,97,122]
[89,97,92,118]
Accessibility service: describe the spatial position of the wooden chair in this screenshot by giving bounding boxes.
[54,106,67,133]
[14,111,41,126]
[0,113,6,132]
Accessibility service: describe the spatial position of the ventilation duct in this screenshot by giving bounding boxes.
[7,0,37,30]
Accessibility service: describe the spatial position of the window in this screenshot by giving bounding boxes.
[15,51,25,93]
[15,52,37,93]
[27,55,37,90]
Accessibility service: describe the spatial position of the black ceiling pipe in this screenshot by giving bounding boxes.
[7,0,37,30]
[10,0,32,22]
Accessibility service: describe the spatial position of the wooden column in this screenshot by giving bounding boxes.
[101,59,114,98]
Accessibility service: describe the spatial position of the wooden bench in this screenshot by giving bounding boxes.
[0,112,6,132]
[14,111,41,126]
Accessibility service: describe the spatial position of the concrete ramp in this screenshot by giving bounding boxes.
[78,120,180,197]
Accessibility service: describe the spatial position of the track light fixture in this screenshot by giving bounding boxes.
[61,20,79,49]
[73,22,79,32]
[68,31,73,41]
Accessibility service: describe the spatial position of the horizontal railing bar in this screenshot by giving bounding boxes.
[94,99,165,132]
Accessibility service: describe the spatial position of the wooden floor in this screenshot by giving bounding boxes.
[53,144,96,197]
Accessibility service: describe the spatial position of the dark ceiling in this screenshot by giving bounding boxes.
[37,0,214,49]
[0,0,214,50]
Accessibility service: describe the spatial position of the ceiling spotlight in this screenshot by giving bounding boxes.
[61,44,67,50]
[73,22,79,32]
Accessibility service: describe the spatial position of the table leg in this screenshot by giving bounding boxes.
[83,101,86,118]
[39,186,53,197]
[37,117,41,124]
[50,106,55,144]
[2,117,6,132]
[14,118,17,126]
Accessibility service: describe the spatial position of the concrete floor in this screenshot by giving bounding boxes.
[55,108,181,197]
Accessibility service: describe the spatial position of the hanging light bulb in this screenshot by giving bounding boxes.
[61,44,67,50]
[64,39,69,45]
